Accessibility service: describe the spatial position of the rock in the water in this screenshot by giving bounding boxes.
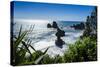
[55,38,65,48]
[52,21,58,28]
[71,22,85,30]
[47,23,52,28]
[56,28,65,37]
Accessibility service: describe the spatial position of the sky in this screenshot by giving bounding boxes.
[12,1,95,21]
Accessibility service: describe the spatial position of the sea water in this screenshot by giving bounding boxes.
[13,19,83,57]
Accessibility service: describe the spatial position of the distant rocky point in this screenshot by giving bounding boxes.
[71,22,85,30]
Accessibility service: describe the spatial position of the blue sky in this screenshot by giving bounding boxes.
[12,1,95,21]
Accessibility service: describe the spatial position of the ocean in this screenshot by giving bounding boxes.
[13,20,83,57]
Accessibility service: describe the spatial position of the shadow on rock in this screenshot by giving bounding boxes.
[55,38,65,48]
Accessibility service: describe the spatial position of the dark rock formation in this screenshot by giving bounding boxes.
[52,21,58,29]
[47,21,58,29]
[55,38,65,48]
[47,23,52,28]
[71,22,85,30]
[46,21,65,48]
[56,28,65,37]
[55,27,65,48]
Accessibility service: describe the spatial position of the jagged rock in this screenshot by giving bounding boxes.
[52,21,58,28]
[46,21,65,48]
[71,22,85,30]
[55,38,65,48]
[47,23,52,28]
[55,28,65,48]
[56,28,65,37]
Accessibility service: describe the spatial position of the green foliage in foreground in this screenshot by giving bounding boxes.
[63,36,97,62]
[15,36,97,65]
[12,23,97,65]
[39,36,97,64]
[12,25,49,66]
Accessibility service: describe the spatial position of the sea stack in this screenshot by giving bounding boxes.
[52,21,58,29]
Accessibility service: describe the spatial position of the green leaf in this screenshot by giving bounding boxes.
[18,25,22,38]
[29,44,36,52]
[22,41,33,58]
[34,55,44,64]
[43,47,49,54]
[14,31,28,48]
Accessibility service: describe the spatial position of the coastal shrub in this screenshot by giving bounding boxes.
[83,7,97,37]
[39,55,64,64]
[53,55,64,63]
[39,54,54,64]
[63,36,97,62]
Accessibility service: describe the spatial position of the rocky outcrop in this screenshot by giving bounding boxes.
[71,22,85,30]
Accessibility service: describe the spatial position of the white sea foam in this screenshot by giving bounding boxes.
[14,19,83,57]
[28,30,83,57]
